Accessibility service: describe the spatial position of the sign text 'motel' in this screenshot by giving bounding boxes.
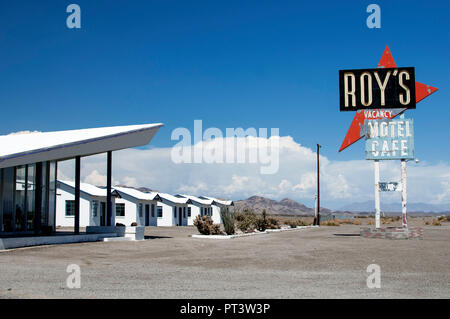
[339,67,416,111]
[364,118,414,160]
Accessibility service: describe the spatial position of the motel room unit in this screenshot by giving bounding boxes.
[202,196,234,224]
[156,193,191,226]
[113,186,161,227]
[56,180,118,227]
[176,194,214,226]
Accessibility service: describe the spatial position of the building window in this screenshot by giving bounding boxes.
[210,207,212,216]
[92,200,98,217]
[65,200,75,216]
[188,207,191,217]
[138,203,143,217]
[157,206,163,218]
[116,203,125,217]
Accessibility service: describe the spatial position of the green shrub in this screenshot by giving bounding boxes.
[193,215,222,235]
[234,210,257,232]
[266,216,280,229]
[255,210,268,231]
[220,207,235,235]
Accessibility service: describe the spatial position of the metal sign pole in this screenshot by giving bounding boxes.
[374,160,381,228]
[401,159,407,228]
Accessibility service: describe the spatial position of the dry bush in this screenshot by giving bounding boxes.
[425,220,430,225]
[368,219,374,225]
[193,215,222,235]
[340,218,361,225]
[266,217,280,229]
[322,220,340,226]
[234,210,257,232]
[432,219,442,226]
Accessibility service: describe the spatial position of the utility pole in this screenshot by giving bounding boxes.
[315,144,321,226]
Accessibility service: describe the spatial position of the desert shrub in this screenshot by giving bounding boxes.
[432,219,441,226]
[194,215,222,235]
[130,222,138,226]
[287,220,298,228]
[284,218,306,228]
[323,220,340,226]
[368,219,374,225]
[234,210,257,232]
[296,219,309,226]
[254,210,269,231]
[447,216,450,222]
[438,216,446,222]
[339,218,361,225]
[425,220,430,225]
[266,217,280,229]
[220,207,235,235]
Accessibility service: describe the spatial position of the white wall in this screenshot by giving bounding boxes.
[157,199,188,226]
[211,204,223,224]
[56,184,116,228]
[56,186,91,227]
[115,196,137,227]
[187,204,200,226]
[115,194,158,227]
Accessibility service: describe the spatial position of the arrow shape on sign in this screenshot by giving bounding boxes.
[339,46,438,152]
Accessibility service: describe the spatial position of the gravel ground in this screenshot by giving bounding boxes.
[0,225,449,298]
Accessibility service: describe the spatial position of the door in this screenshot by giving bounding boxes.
[100,202,106,226]
[178,207,182,226]
[145,204,150,226]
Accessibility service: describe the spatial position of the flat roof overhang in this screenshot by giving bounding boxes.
[0,123,163,168]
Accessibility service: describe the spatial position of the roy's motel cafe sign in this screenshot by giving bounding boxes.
[338,46,438,229]
[339,65,416,160]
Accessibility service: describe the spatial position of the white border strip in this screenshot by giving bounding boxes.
[191,225,319,239]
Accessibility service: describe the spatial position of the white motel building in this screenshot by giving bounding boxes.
[55,183,234,228]
[0,123,163,249]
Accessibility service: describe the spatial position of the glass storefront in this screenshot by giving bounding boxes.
[0,161,57,235]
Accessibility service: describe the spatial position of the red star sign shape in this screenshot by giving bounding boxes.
[338,45,438,152]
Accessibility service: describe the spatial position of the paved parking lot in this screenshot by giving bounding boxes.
[0,225,449,298]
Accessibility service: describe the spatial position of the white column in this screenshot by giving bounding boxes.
[374,160,381,228]
[401,159,407,228]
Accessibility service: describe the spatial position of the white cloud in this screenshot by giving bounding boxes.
[56,136,450,209]
[84,170,106,186]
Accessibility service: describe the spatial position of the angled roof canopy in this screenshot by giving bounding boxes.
[0,123,163,168]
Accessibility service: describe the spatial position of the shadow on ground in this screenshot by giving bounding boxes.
[144,235,173,240]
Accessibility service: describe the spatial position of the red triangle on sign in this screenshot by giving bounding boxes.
[339,46,438,152]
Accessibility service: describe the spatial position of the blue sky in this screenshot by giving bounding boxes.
[0,1,448,162]
[1,1,450,207]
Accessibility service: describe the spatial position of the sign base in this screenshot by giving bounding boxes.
[360,227,423,240]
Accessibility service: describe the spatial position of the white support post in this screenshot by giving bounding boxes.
[401,159,407,228]
[374,160,381,228]
[314,195,318,222]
